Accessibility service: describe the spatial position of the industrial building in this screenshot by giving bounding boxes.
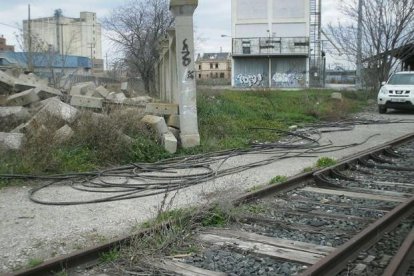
[0,36,15,52]
[22,11,103,72]
[196,52,231,81]
[231,0,322,88]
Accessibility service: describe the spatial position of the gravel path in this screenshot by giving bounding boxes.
[1,107,414,273]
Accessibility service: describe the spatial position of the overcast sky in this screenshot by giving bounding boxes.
[0,0,347,67]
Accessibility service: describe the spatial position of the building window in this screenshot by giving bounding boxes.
[220,73,225,78]
[210,63,213,69]
[198,65,201,70]
[215,72,218,78]
[198,74,201,79]
[210,72,213,77]
[215,63,218,69]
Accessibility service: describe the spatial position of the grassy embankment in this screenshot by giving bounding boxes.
[0,89,369,185]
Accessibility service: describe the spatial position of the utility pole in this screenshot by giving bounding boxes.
[356,0,363,90]
[28,4,33,72]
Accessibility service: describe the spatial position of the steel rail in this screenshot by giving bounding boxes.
[11,132,414,276]
[382,227,414,276]
[301,196,414,276]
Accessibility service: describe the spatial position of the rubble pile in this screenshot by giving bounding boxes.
[0,71,181,154]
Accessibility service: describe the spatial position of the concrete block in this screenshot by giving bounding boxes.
[167,114,180,129]
[331,92,343,101]
[70,95,103,109]
[11,123,25,133]
[130,96,152,104]
[0,70,15,95]
[0,106,30,121]
[141,115,169,138]
[0,106,31,131]
[162,131,177,153]
[6,88,40,106]
[121,82,128,92]
[168,126,180,141]
[34,86,63,100]
[114,92,127,103]
[0,132,25,151]
[145,103,178,115]
[37,98,79,124]
[70,82,96,96]
[14,73,47,92]
[105,92,116,101]
[53,125,74,144]
[95,86,109,98]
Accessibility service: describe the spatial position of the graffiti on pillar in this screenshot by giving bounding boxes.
[235,73,264,87]
[186,70,195,80]
[272,71,305,87]
[181,39,191,66]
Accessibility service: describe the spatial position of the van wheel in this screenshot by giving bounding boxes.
[378,105,387,114]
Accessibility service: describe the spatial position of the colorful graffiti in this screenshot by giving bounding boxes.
[236,73,264,87]
[272,71,304,87]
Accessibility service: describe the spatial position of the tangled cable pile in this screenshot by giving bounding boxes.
[1,118,413,205]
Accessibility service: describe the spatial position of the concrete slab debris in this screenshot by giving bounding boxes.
[121,82,128,92]
[6,88,40,106]
[0,70,15,95]
[141,115,169,138]
[162,131,177,153]
[0,132,25,151]
[14,73,47,92]
[167,114,180,129]
[0,106,31,131]
[70,82,96,96]
[113,92,127,103]
[145,103,178,115]
[70,95,103,109]
[0,106,30,121]
[331,92,343,101]
[168,126,180,141]
[36,98,79,124]
[34,86,63,100]
[95,86,109,98]
[53,125,74,144]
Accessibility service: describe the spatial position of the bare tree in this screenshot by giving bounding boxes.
[327,0,414,89]
[103,0,173,95]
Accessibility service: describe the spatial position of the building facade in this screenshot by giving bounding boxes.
[22,11,103,71]
[0,36,15,52]
[196,52,231,80]
[231,0,320,88]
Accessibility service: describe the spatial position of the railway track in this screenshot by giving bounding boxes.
[12,133,414,276]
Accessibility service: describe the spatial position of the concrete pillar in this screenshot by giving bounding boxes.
[167,28,178,104]
[170,0,200,148]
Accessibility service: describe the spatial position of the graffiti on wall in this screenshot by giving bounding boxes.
[181,39,191,67]
[272,71,305,87]
[235,73,264,87]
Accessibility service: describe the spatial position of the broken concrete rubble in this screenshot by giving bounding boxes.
[0,71,15,95]
[95,86,109,98]
[141,115,178,153]
[14,73,47,92]
[0,106,31,131]
[331,92,343,101]
[36,98,79,124]
[162,132,177,153]
[53,125,74,144]
[70,82,96,96]
[6,89,40,106]
[0,132,25,151]
[34,85,63,100]
[70,95,103,109]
